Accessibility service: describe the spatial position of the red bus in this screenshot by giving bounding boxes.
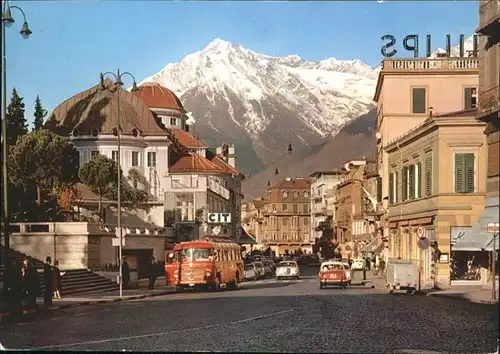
[165,237,244,291]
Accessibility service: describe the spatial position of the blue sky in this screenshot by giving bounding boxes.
[5,0,478,126]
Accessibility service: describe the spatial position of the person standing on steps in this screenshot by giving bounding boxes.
[43,257,53,307]
[24,257,40,310]
[122,257,130,289]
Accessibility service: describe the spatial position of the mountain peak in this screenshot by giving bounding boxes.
[204,38,236,52]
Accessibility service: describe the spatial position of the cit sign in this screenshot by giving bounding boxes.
[207,213,231,224]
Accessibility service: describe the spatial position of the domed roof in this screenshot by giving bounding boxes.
[135,82,186,113]
[45,79,168,137]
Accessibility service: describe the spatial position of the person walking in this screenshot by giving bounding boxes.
[5,258,23,316]
[148,256,157,290]
[43,256,53,307]
[52,260,65,300]
[24,257,40,310]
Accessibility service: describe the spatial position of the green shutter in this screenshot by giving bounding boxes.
[395,171,399,202]
[417,162,422,198]
[455,154,465,193]
[409,165,415,199]
[464,88,473,110]
[402,167,408,201]
[412,88,426,114]
[425,153,432,196]
[377,177,382,203]
[389,174,394,205]
[465,153,475,193]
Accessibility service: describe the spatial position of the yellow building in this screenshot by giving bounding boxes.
[385,109,486,289]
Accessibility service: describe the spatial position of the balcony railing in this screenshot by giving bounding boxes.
[479,0,500,34]
[171,179,199,189]
[381,58,479,73]
[208,177,230,199]
[478,85,500,119]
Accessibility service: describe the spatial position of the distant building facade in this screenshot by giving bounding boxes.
[261,178,312,255]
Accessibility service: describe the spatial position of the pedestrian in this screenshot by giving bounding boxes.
[122,257,130,289]
[5,257,23,316]
[43,256,53,307]
[24,257,40,310]
[362,259,367,281]
[52,260,65,300]
[148,256,156,290]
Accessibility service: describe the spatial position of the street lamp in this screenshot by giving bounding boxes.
[98,70,139,298]
[2,0,32,297]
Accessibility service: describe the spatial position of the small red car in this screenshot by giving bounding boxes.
[318,261,349,289]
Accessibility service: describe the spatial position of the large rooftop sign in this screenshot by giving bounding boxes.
[380,34,478,58]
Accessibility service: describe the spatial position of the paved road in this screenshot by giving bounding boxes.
[0,267,498,353]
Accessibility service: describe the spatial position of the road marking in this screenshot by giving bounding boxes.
[74,312,87,317]
[29,309,294,350]
[50,316,66,320]
[17,321,36,326]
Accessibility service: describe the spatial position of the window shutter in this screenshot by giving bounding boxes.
[409,165,415,199]
[412,88,426,114]
[395,171,399,202]
[464,88,472,110]
[425,153,432,196]
[377,177,382,203]
[417,162,422,198]
[402,167,408,201]
[465,153,475,193]
[389,173,394,204]
[455,154,465,193]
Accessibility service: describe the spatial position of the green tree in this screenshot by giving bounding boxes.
[6,88,28,146]
[33,95,48,131]
[8,129,79,208]
[79,154,118,218]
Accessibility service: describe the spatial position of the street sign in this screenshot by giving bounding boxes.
[115,227,126,238]
[207,213,231,223]
[112,238,125,247]
[417,226,426,239]
[487,222,499,233]
[417,238,430,250]
[212,226,222,236]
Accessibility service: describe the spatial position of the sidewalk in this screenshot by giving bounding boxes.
[0,284,176,322]
[426,284,499,305]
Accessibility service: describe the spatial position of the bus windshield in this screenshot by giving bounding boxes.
[181,248,214,261]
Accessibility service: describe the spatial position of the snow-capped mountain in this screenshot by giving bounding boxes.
[430,35,475,58]
[140,38,379,176]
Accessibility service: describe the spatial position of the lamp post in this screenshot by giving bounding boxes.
[1,0,32,297]
[99,70,139,298]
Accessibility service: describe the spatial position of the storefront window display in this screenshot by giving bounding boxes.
[450,251,488,281]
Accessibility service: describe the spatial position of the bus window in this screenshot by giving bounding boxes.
[166,252,175,264]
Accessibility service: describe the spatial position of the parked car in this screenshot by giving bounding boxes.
[263,260,276,276]
[318,261,349,289]
[276,261,300,280]
[351,258,366,271]
[244,264,258,281]
[252,261,265,279]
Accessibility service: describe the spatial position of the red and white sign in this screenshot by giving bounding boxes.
[487,223,499,233]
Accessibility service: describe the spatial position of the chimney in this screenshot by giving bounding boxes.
[227,144,236,168]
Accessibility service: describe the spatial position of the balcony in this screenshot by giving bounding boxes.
[478,1,500,36]
[381,58,479,73]
[171,179,199,189]
[208,177,230,199]
[477,85,500,120]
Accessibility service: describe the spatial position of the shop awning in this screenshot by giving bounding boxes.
[237,227,257,245]
[452,198,499,252]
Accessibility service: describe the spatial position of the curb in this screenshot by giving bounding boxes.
[425,292,499,304]
[0,289,176,321]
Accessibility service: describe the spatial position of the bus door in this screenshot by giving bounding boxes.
[165,250,179,286]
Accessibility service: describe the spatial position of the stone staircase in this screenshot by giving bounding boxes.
[0,245,119,296]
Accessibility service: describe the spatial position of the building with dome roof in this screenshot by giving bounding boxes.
[45,79,244,243]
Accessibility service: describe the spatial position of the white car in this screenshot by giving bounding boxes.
[244,264,258,281]
[351,259,366,271]
[252,261,265,279]
[276,261,300,280]
[340,262,352,283]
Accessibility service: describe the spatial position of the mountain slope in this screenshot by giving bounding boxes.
[242,108,377,200]
[141,39,378,176]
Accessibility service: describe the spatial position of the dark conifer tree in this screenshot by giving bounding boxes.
[33,95,48,131]
[6,88,28,145]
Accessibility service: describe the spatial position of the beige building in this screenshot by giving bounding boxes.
[454,1,500,256]
[374,56,479,258]
[310,170,342,241]
[261,178,312,255]
[241,199,266,244]
[385,109,486,289]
